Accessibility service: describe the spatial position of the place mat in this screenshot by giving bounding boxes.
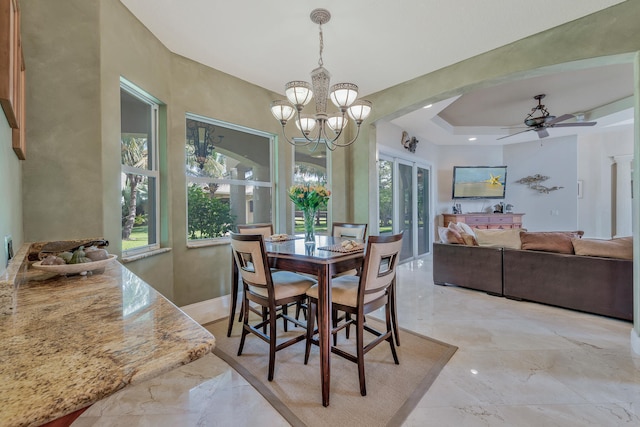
[318,243,364,253]
[205,316,457,427]
[264,235,301,242]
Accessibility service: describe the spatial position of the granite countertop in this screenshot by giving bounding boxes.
[0,244,216,427]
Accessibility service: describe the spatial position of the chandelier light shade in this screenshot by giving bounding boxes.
[270,8,372,151]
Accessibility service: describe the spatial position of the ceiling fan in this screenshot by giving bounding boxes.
[498,94,597,140]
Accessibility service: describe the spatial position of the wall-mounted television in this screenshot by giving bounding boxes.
[452,166,507,199]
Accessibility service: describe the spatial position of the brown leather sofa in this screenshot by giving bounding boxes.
[433,242,633,321]
[433,243,503,296]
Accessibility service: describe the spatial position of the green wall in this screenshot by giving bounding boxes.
[0,114,23,272]
[16,0,351,306]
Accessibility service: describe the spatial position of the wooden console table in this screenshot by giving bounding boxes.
[443,213,525,229]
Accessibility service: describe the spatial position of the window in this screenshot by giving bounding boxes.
[120,79,160,254]
[293,143,329,234]
[185,114,273,241]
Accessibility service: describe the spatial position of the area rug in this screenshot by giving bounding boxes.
[203,316,457,427]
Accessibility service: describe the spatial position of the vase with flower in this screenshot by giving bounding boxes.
[288,183,331,243]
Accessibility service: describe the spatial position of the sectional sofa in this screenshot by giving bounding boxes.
[433,227,633,321]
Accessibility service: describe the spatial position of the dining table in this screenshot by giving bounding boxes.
[228,234,365,407]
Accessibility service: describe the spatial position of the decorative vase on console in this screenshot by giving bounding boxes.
[288,183,331,244]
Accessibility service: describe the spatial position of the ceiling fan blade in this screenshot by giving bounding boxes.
[552,121,598,127]
[545,113,574,125]
[536,128,549,138]
[497,128,533,140]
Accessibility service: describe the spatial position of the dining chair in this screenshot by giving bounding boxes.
[230,232,316,381]
[304,232,403,396]
[238,223,305,329]
[237,223,274,238]
[329,222,369,344]
[229,224,276,329]
[332,222,368,241]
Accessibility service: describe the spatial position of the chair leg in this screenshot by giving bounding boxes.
[237,296,249,356]
[390,281,400,346]
[304,299,317,365]
[268,305,277,381]
[356,314,367,396]
[262,307,268,334]
[238,298,244,322]
[386,301,399,365]
[282,304,289,332]
[295,300,307,322]
[332,308,339,346]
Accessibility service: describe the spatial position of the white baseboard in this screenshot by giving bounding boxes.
[180,293,237,325]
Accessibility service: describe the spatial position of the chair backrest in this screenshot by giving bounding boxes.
[359,233,403,298]
[237,223,274,238]
[332,222,368,240]
[229,233,272,293]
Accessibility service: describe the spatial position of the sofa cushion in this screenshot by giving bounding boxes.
[520,231,578,254]
[475,228,522,249]
[572,236,633,259]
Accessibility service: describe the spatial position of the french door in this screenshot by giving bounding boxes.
[378,154,431,261]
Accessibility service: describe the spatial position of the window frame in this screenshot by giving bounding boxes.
[120,78,161,256]
[185,113,275,243]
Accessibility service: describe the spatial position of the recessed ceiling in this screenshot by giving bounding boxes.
[391,61,635,145]
[119,0,632,145]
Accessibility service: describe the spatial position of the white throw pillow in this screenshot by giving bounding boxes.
[456,222,476,238]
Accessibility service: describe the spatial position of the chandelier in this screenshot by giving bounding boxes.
[186,119,224,169]
[270,8,372,151]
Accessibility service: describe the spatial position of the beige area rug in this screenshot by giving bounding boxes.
[204,316,457,427]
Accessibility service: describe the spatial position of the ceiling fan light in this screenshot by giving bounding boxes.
[347,100,372,123]
[285,81,313,107]
[295,114,317,134]
[270,100,295,122]
[330,83,359,108]
[327,114,347,133]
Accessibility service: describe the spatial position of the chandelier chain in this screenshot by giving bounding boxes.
[318,22,324,67]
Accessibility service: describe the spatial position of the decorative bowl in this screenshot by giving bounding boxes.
[31,254,118,275]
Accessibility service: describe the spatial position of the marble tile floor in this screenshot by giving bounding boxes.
[76,256,640,426]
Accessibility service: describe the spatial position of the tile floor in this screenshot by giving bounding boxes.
[76,256,640,426]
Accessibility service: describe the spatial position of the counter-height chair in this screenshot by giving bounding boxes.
[304,233,403,396]
[332,222,368,241]
[330,222,368,344]
[238,223,303,330]
[237,223,273,238]
[230,232,316,381]
[228,224,276,337]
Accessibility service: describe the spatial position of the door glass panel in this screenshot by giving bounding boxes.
[378,159,393,236]
[417,167,429,256]
[399,163,413,261]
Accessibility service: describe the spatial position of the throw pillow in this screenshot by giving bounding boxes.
[438,226,465,245]
[474,228,522,249]
[520,231,576,254]
[571,236,633,259]
[447,222,478,246]
[456,222,476,238]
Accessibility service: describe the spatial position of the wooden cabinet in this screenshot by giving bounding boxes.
[443,213,524,229]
